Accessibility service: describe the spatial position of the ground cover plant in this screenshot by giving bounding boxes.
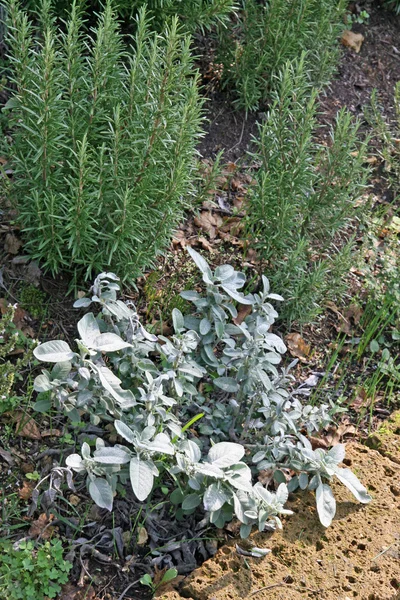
[217,0,347,111]
[32,249,371,536]
[0,539,71,600]
[3,0,203,280]
[245,57,369,323]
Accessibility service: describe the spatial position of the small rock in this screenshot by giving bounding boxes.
[341,30,365,53]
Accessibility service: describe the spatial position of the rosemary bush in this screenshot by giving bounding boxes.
[246,58,369,323]
[24,0,237,31]
[121,0,237,30]
[32,249,371,534]
[4,0,203,280]
[218,0,347,111]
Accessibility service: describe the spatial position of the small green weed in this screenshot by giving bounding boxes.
[140,568,178,595]
[19,285,48,320]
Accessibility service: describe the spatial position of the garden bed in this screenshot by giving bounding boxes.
[0,1,399,599]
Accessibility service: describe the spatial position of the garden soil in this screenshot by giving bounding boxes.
[158,431,400,600]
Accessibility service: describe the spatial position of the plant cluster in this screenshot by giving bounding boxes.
[0,303,35,414]
[217,0,347,111]
[0,539,72,600]
[19,285,48,320]
[126,0,237,31]
[24,0,237,31]
[4,0,203,280]
[245,58,369,323]
[33,249,371,534]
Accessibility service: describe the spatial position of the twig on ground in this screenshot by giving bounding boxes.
[117,579,141,600]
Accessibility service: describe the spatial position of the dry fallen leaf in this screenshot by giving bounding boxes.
[137,525,148,546]
[68,494,81,506]
[341,30,365,53]
[172,229,187,249]
[15,412,42,440]
[197,236,214,253]
[194,211,223,239]
[28,513,55,539]
[0,446,15,466]
[4,233,22,255]
[285,332,311,361]
[350,387,374,410]
[18,480,35,501]
[219,216,243,236]
[234,303,252,325]
[41,429,62,438]
[310,423,356,450]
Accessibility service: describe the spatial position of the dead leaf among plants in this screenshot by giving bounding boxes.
[4,233,22,255]
[14,412,42,440]
[218,230,244,246]
[285,332,311,361]
[341,30,365,53]
[28,513,55,539]
[18,480,35,501]
[41,428,62,438]
[137,525,148,546]
[172,229,188,249]
[219,216,243,236]
[0,446,15,466]
[194,211,223,239]
[234,303,252,325]
[309,423,357,450]
[198,236,214,253]
[350,387,375,410]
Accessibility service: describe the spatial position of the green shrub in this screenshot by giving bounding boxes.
[217,0,347,111]
[4,0,204,281]
[33,251,371,534]
[120,0,237,30]
[24,0,237,31]
[245,58,369,323]
[0,539,71,600]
